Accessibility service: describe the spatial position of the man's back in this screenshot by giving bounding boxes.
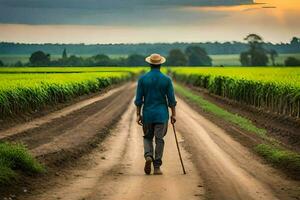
[135,53,177,175]
[134,68,176,124]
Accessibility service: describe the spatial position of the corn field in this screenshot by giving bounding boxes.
[172,67,300,118]
[0,67,143,118]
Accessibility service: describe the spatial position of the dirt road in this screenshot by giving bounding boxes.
[1,83,299,200]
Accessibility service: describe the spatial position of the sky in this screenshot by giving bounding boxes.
[0,0,299,44]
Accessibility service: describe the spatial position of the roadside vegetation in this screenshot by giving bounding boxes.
[172,67,300,119]
[175,84,300,177]
[174,84,266,137]
[255,144,300,175]
[0,142,44,185]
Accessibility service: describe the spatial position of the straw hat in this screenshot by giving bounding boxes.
[145,53,166,65]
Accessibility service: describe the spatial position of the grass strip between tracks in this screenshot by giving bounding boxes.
[175,83,266,136]
[0,142,45,185]
[175,83,300,178]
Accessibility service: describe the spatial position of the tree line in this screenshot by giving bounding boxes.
[1,36,300,56]
[0,34,299,67]
[26,50,145,67]
[12,45,212,67]
[240,34,300,66]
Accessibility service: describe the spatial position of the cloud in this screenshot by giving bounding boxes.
[1,0,299,44]
[0,0,253,25]
[0,0,254,9]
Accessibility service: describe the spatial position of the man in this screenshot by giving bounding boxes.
[134,53,177,175]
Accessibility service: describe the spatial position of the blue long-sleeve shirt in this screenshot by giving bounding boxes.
[134,68,177,124]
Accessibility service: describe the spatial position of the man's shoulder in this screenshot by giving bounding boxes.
[138,73,147,81]
[138,71,172,82]
[160,73,172,82]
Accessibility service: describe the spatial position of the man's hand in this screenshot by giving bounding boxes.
[137,115,143,126]
[171,115,176,124]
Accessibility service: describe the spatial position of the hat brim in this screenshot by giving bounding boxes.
[145,56,166,65]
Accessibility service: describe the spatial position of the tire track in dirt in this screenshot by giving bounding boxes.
[176,98,300,200]
[0,83,135,159]
[0,83,129,140]
[3,83,299,200]
[26,100,204,200]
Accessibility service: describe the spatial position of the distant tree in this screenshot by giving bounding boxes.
[66,55,84,66]
[29,51,51,66]
[251,50,269,66]
[93,54,111,66]
[269,49,278,66]
[240,52,251,66]
[185,46,212,66]
[14,61,23,67]
[112,57,127,66]
[290,37,300,46]
[240,34,268,66]
[167,49,187,66]
[285,57,300,66]
[0,60,4,67]
[245,34,263,45]
[62,48,68,60]
[127,54,146,66]
[83,57,95,66]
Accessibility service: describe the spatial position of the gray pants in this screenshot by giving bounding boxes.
[143,123,168,168]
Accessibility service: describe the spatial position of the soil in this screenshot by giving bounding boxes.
[188,85,300,152]
[0,82,299,200]
[0,83,124,132]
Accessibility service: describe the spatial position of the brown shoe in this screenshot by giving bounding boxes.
[154,167,163,175]
[144,157,152,175]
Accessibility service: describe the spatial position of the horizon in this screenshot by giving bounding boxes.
[0,37,297,45]
[0,0,300,44]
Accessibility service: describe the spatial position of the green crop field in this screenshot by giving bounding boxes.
[171,67,300,118]
[2,66,300,119]
[0,67,144,118]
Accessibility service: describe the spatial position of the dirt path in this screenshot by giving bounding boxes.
[28,101,204,200]
[1,83,299,200]
[176,98,299,200]
[0,83,135,159]
[0,83,130,140]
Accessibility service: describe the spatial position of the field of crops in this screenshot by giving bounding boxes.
[172,67,300,118]
[0,67,144,118]
[2,66,300,119]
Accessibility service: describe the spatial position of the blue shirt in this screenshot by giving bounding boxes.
[134,68,177,124]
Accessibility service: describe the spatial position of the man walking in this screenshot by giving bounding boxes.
[134,53,177,175]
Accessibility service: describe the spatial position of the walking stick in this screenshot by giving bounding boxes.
[172,123,186,175]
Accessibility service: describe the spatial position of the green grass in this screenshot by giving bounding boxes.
[175,83,267,137]
[0,142,45,185]
[255,144,300,176]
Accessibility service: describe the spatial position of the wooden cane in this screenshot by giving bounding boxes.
[172,123,186,175]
